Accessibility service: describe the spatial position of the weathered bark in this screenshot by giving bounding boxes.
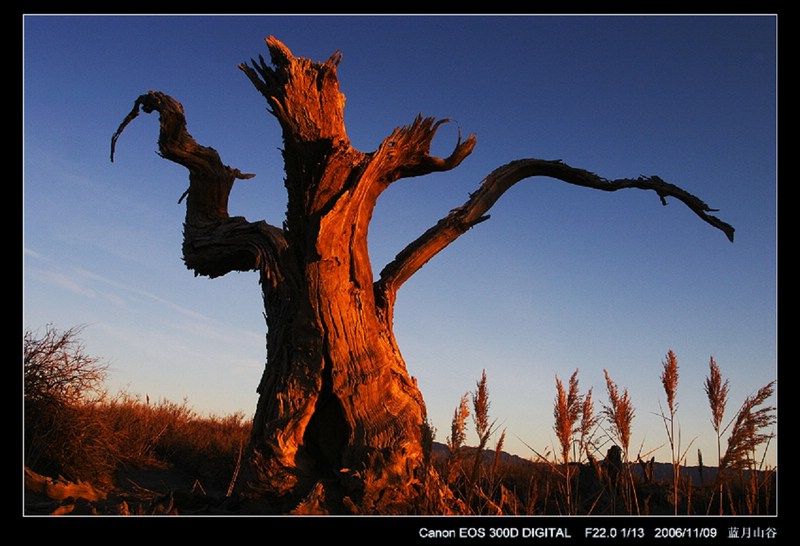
[111,36,733,514]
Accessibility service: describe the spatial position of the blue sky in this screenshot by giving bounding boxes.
[23,14,777,467]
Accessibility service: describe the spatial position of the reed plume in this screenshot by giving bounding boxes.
[602,369,638,514]
[661,349,679,415]
[704,356,775,515]
[472,369,492,445]
[602,369,634,458]
[447,393,470,456]
[492,428,507,477]
[704,356,729,449]
[719,380,776,516]
[579,387,598,462]
[553,370,582,467]
[720,381,776,473]
[470,370,497,487]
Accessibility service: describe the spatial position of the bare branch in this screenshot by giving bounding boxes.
[376,158,734,312]
[370,116,477,185]
[111,91,256,221]
[111,91,286,279]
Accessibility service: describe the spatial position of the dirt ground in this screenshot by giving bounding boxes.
[24,464,241,515]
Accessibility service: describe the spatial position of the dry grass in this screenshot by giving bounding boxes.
[24,326,251,494]
[25,326,775,515]
[25,389,251,492]
[441,370,506,514]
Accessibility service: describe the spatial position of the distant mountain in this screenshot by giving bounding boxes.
[432,441,532,467]
[432,442,773,485]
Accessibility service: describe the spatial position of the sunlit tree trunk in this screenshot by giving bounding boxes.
[111,36,733,514]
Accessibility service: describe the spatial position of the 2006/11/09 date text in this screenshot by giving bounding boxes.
[587,527,718,539]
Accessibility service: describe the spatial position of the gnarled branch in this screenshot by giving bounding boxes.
[111,91,287,279]
[375,158,734,314]
[370,116,477,186]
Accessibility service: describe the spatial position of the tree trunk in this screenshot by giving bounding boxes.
[243,174,438,513]
[111,36,733,514]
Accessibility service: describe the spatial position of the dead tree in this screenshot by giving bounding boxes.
[111,37,733,514]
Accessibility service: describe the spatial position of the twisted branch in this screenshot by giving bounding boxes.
[376,158,734,314]
[111,91,287,279]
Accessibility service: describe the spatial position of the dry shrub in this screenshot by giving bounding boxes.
[95,392,194,466]
[24,325,108,406]
[24,325,116,484]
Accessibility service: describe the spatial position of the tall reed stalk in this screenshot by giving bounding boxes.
[445,393,470,482]
[660,349,680,514]
[553,370,581,514]
[492,428,507,477]
[602,369,638,514]
[470,370,497,488]
[719,381,776,473]
[602,370,634,462]
[705,356,775,515]
[703,356,729,514]
[579,387,597,462]
[719,381,775,515]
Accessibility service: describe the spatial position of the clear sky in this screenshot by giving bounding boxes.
[23,14,777,467]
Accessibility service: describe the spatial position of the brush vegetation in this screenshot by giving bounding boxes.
[24,326,775,515]
[24,325,249,514]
